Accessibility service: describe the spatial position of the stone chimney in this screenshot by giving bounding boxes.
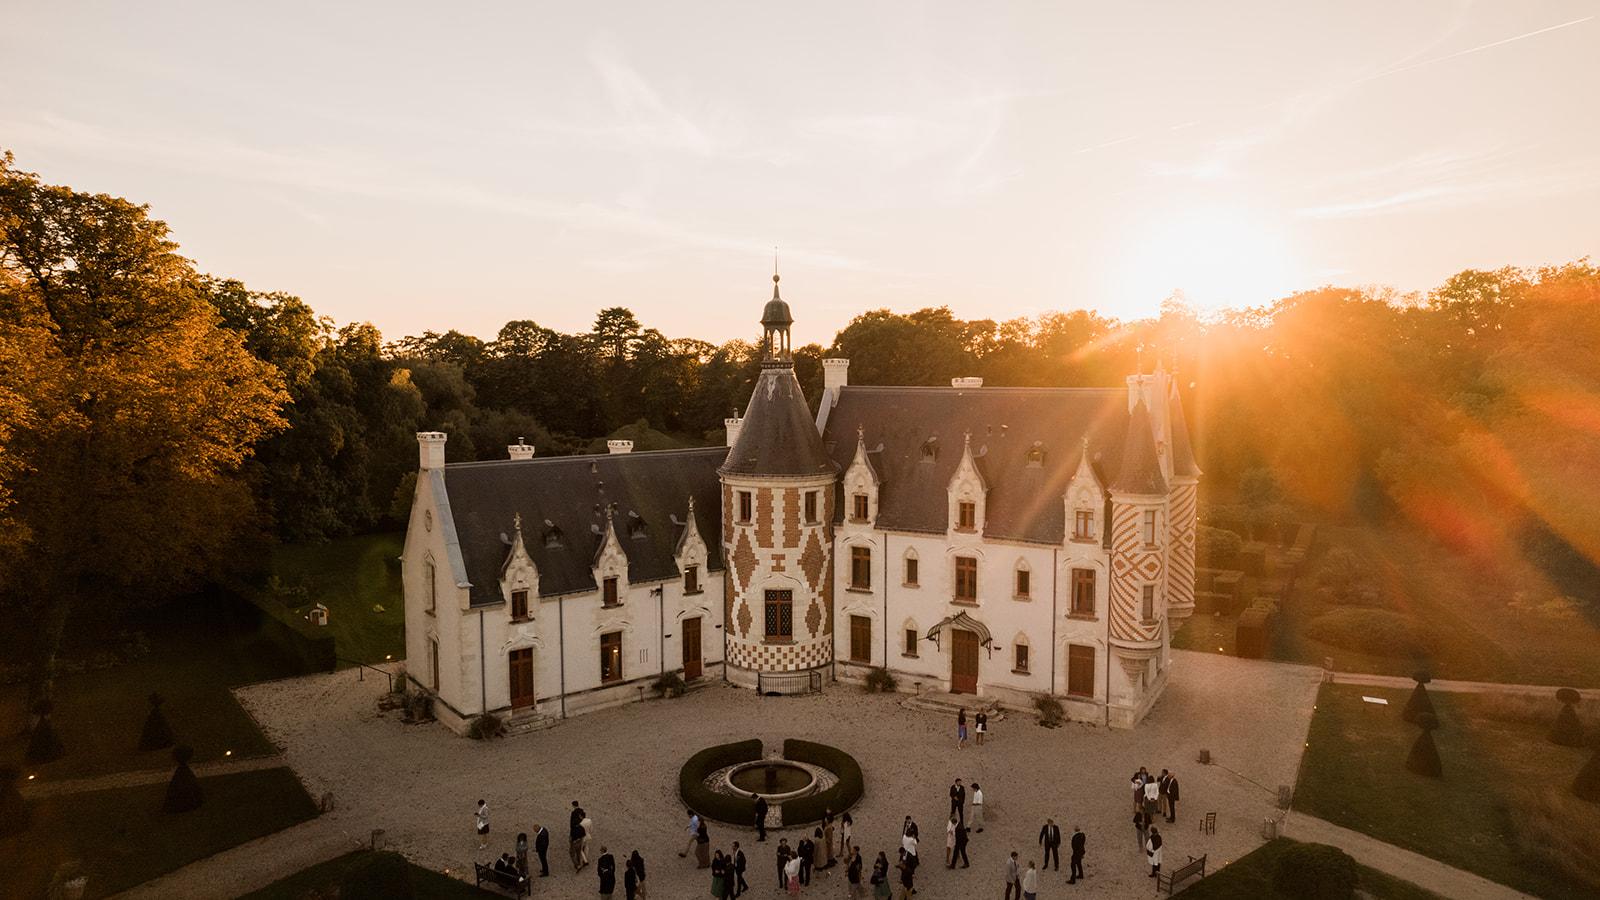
[417,431,447,470]
[951,376,983,388]
[607,440,634,455]
[725,415,743,447]
[823,358,850,400]
[507,437,535,461]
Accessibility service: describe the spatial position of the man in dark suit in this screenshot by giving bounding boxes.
[569,800,586,871]
[597,846,616,897]
[733,841,748,896]
[798,834,814,885]
[1068,826,1087,883]
[1165,773,1180,823]
[950,778,966,822]
[949,819,969,868]
[754,795,769,842]
[1038,818,1061,870]
[533,823,550,876]
[776,838,792,890]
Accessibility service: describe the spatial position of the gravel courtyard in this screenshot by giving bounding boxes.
[238,650,1320,898]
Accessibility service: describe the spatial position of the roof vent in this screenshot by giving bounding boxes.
[507,438,535,461]
[951,376,983,388]
[543,527,563,549]
[607,439,634,454]
[921,437,938,462]
[1026,442,1046,467]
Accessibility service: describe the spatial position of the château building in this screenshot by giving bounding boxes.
[402,275,1198,734]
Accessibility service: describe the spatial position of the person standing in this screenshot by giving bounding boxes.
[1165,773,1180,823]
[732,841,748,897]
[630,850,648,900]
[785,850,803,896]
[1068,826,1086,883]
[516,832,530,877]
[950,778,966,822]
[970,783,985,833]
[1134,809,1149,853]
[1157,769,1172,820]
[776,838,793,891]
[1022,860,1039,900]
[1038,818,1061,871]
[798,832,815,885]
[694,819,711,869]
[710,850,727,898]
[812,826,828,874]
[975,710,988,745]
[570,800,587,871]
[1003,850,1022,900]
[871,851,890,900]
[823,812,838,868]
[624,852,640,900]
[475,800,490,851]
[534,823,551,877]
[755,795,769,842]
[581,814,595,868]
[896,849,916,900]
[597,846,616,898]
[952,817,970,868]
[846,846,864,899]
[681,810,701,859]
[841,812,854,857]
[957,707,968,748]
[901,825,919,867]
[1146,827,1163,879]
[945,815,957,867]
[1142,778,1160,823]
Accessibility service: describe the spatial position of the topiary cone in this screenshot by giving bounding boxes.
[1402,680,1435,725]
[1405,712,1443,778]
[138,692,175,752]
[1575,746,1600,804]
[0,765,30,836]
[163,744,203,813]
[1550,689,1584,748]
[25,699,65,763]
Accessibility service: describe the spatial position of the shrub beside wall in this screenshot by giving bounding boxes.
[781,739,864,826]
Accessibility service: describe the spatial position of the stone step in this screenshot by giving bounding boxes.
[505,712,559,735]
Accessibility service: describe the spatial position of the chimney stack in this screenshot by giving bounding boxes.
[507,437,535,461]
[822,358,850,405]
[724,416,743,447]
[417,431,448,470]
[607,439,634,455]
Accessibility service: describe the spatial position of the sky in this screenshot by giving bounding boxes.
[3,1,1598,344]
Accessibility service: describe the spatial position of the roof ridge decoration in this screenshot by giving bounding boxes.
[849,425,880,485]
[948,429,989,494]
[674,494,706,560]
[1071,435,1104,489]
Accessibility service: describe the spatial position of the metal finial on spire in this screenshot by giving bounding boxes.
[513,511,522,532]
[1136,343,1144,374]
[856,423,865,443]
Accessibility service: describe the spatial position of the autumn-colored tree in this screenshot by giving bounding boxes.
[0,152,287,690]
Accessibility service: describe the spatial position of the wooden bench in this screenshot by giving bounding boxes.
[474,862,530,897]
[1156,854,1206,894]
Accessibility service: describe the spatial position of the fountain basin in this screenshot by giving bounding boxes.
[724,760,818,802]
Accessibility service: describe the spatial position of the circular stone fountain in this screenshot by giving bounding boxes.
[726,760,818,802]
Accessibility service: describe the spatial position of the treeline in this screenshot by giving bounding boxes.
[4,151,1599,680]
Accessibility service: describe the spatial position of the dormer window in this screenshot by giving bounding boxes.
[852,493,869,522]
[1026,443,1045,467]
[957,501,976,531]
[684,565,700,595]
[1074,509,1095,540]
[511,588,529,620]
[921,437,938,462]
[603,576,620,607]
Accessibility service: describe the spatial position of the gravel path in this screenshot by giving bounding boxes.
[1282,812,1534,900]
[20,755,287,799]
[126,650,1324,898]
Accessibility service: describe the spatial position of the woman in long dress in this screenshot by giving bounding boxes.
[785,853,803,896]
[710,850,726,897]
[811,826,827,871]
[694,820,711,868]
[840,812,854,856]
[823,813,837,867]
[580,816,593,866]
[870,851,891,900]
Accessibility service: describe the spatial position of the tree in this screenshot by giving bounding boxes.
[1272,842,1358,900]
[0,153,288,688]
[1550,688,1585,748]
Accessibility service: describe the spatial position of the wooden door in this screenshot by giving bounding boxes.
[682,616,702,681]
[509,648,535,709]
[951,629,979,694]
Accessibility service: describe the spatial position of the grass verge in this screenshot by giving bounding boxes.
[1176,837,1439,900]
[240,850,495,899]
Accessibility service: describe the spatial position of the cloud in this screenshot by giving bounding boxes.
[1295,166,1600,219]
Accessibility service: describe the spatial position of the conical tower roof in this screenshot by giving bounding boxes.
[1168,381,1200,478]
[722,367,835,477]
[1111,399,1167,496]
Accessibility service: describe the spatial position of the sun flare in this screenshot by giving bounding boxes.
[1120,206,1301,313]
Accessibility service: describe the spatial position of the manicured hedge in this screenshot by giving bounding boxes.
[679,739,763,825]
[238,591,337,674]
[781,739,864,826]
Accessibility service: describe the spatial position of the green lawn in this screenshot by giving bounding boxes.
[268,532,405,666]
[1172,610,1237,656]
[1294,683,1599,899]
[1176,838,1439,900]
[0,766,319,899]
[242,850,497,899]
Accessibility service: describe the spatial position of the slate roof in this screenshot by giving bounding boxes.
[1111,399,1167,496]
[443,447,727,605]
[1168,385,1200,478]
[822,386,1136,543]
[721,366,837,478]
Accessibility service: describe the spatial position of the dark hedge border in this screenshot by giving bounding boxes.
[780,739,864,826]
[679,739,763,825]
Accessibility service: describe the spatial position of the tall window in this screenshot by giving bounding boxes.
[804,490,819,524]
[957,501,976,530]
[1142,584,1156,621]
[1071,569,1096,615]
[954,556,978,602]
[903,627,919,657]
[764,589,793,641]
[424,561,437,613]
[1067,645,1095,697]
[511,588,529,620]
[1013,643,1030,673]
[1074,509,1095,540]
[602,576,620,607]
[683,565,700,594]
[850,615,871,663]
[850,546,872,590]
[1015,566,1031,599]
[738,491,753,523]
[904,554,919,586]
[1143,510,1158,545]
[852,493,869,521]
[600,631,622,683]
[429,638,440,689]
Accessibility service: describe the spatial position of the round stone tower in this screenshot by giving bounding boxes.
[1107,395,1170,727]
[720,273,839,691]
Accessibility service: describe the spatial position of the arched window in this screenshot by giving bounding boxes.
[1011,632,1031,674]
[902,618,920,657]
[1014,559,1032,599]
[903,548,920,586]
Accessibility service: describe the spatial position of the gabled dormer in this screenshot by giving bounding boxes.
[499,512,540,621]
[842,425,879,527]
[1065,438,1106,544]
[947,431,988,535]
[674,495,708,595]
[592,507,629,607]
